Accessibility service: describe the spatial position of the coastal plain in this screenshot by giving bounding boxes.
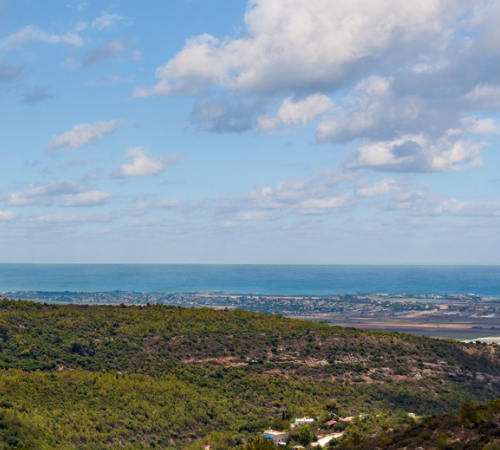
[4,291,500,341]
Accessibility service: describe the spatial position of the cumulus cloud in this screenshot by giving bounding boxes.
[0,210,17,221]
[0,26,83,51]
[141,0,472,96]
[130,0,500,182]
[316,76,474,144]
[49,120,124,151]
[259,94,333,131]
[2,180,111,207]
[317,75,500,144]
[348,134,486,173]
[115,147,182,178]
[312,75,495,173]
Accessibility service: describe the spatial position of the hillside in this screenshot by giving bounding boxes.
[341,399,500,450]
[0,299,500,449]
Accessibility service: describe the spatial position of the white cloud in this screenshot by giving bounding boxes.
[387,191,500,217]
[143,0,471,96]
[316,76,466,144]
[462,117,500,135]
[317,77,411,143]
[91,14,125,30]
[387,190,428,210]
[418,198,500,217]
[348,134,486,173]
[356,178,401,197]
[464,84,500,109]
[259,94,333,131]
[58,191,112,207]
[0,210,17,221]
[133,77,210,98]
[129,0,500,187]
[0,26,83,51]
[31,213,114,225]
[295,196,352,215]
[115,147,181,178]
[405,197,500,217]
[127,0,500,193]
[2,180,111,207]
[49,120,124,151]
[3,180,85,205]
[219,169,356,216]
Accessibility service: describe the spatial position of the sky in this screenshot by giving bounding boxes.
[0,0,500,264]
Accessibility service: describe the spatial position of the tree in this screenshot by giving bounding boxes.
[459,401,479,428]
[297,425,314,446]
[341,427,362,447]
[304,408,318,418]
[483,444,500,450]
[324,400,341,416]
[244,437,276,450]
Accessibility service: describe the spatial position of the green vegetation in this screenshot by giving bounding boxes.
[0,299,499,449]
[342,398,500,450]
[296,425,315,446]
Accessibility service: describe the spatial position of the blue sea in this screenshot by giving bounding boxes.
[0,264,499,297]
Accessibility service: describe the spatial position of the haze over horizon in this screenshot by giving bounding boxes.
[1,0,500,264]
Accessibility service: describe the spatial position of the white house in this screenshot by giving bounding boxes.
[261,430,289,445]
[291,417,315,428]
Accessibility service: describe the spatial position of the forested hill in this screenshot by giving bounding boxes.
[342,399,500,450]
[0,299,500,449]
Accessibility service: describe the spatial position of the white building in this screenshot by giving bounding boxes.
[291,417,315,428]
[261,430,289,445]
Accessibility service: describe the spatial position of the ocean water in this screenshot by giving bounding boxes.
[0,264,499,296]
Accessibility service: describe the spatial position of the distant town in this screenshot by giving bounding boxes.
[3,290,500,341]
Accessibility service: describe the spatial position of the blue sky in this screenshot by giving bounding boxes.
[1,0,500,264]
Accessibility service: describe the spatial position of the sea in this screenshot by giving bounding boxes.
[0,264,499,297]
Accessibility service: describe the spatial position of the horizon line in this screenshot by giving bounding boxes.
[1,262,500,266]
